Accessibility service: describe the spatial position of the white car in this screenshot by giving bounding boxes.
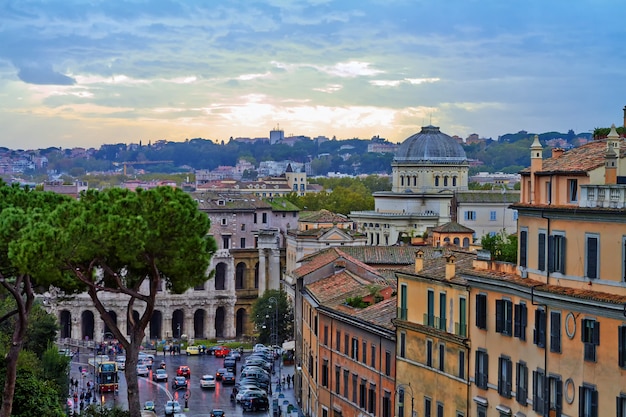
[137,364,150,377]
[116,356,126,370]
[200,374,216,389]
[152,368,168,382]
[236,387,267,403]
[253,344,267,353]
[164,400,182,415]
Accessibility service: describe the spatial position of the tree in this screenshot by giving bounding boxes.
[13,186,217,417]
[481,232,518,263]
[251,289,293,346]
[0,184,73,417]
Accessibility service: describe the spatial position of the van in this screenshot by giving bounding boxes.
[224,357,237,373]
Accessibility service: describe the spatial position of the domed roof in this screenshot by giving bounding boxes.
[394,125,467,163]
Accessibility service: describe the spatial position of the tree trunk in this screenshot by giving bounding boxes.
[124,329,144,417]
[0,340,21,417]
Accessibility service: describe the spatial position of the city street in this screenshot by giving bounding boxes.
[69,349,298,417]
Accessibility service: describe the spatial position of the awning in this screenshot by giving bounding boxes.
[282,340,295,351]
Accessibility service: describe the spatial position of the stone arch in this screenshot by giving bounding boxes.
[235,262,246,289]
[150,310,163,340]
[443,237,451,245]
[462,237,470,248]
[444,176,449,187]
[172,309,184,339]
[215,306,225,339]
[60,310,72,339]
[194,309,206,339]
[215,262,227,290]
[81,310,95,341]
[453,237,460,246]
[453,176,457,186]
[103,310,117,337]
[435,176,440,187]
[127,310,140,335]
[236,308,248,338]
[254,263,259,289]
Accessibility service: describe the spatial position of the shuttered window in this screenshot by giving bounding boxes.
[586,235,599,279]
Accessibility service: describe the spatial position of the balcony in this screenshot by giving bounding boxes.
[455,322,468,337]
[579,184,626,209]
[397,307,408,321]
[423,314,447,330]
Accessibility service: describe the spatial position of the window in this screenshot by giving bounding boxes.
[336,330,341,351]
[617,394,626,417]
[533,308,546,348]
[383,391,391,417]
[548,234,566,274]
[550,311,561,353]
[400,284,408,320]
[623,236,626,282]
[343,370,349,398]
[253,213,257,223]
[498,356,512,398]
[585,235,599,279]
[516,361,528,405]
[476,294,487,329]
[352,374,357,403]
[579,384,598,417]
[426,289,435,326]
[240,237,246,248]
[222,235,230,249]
[262,213,267,223]
[519,229,528,268]
[458,297,467,337]
[241,223,246,231]
[459,351,465,379]
[385,351,391,376]
[344,334,349,355]
[548,376,562,416]
[514,303,527,340]
[582,319,600,362]
[322,360,328,387]
[437,403,443,417]
[400,332,406,358]
[532,369,545,414]
[362,340,367,364]
[438,344,445,372]
[335,366,340,394]
[435,176,440,187]
[513,210,518,220]
[426,340,433,367]
[359,379,367,408]
[538,232,547,271]
[323,325,328,345]
[546,181,552,204]
[371,345,376,368]
[465,211,476,221]
[368,384,376,414]
[351,337,358,360]
[495,299,513,336]
[398,389,405,417]
[475,350,488,389]
[424,397,431,417]
[476,405,486,417]
[221,218,227,226]
[490,211,497,221]
[439,293,447,330]
[619,325,626,368]
[568,179,578,202]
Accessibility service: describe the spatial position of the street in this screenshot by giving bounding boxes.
[69,349,298,417]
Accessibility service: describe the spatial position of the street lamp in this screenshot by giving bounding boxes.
[397,383,415,417]
[268,296,281,392]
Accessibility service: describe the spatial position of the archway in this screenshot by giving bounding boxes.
[172,309,184,339]
[194,309,206,339]
[150,310,163,340]
[215,306,225,338]
[59,310,72,339]
[453,237,460,246]
[215,262,226,290]
[103,310,117,338]
[127,310,140,335]
[236,308,247,338]
[236,262,246,289]
[81,311,94,341]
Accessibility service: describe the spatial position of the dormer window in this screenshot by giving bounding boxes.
[218,200,225,206]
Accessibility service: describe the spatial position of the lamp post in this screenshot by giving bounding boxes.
[397,383,415,417]
[268,296,281,392]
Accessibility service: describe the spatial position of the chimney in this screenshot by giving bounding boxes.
[530,135,543,204]
[445,254,456,280]
[551,148,565,159]
[605,147,618,184]
[414,249,424,273]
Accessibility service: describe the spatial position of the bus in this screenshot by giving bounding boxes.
[96,361,119,393]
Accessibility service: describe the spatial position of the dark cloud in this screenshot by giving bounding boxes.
[17,63,76,85]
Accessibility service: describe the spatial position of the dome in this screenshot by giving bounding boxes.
[394,125,467,163]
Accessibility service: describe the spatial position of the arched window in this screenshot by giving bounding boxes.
[215,263,226,290]
[413,176,417,186]
[444,176,449,186]
[453,237,460,246]
[435,176,440,186]
[453,176,457,186]
[235,262,246,289]
[401,176,404,186]
[462,237,470,247]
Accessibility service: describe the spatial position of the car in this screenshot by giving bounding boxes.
[164,400,182,415]
[222,371,236,384]
[227,350,242,361]
[152,368,168,382]
[58,348,74,357]
[172,376,188,390]
[137,364,150,377]
[214,346,231,358]
[186,345,200,355]
[176,365,191,378]
[144,400,155,411]
[139,352,155,361]
[242,394,270,411]
[215,368,228,380]
[253,344,266,353]
[223,357,237,373]
[139,352,155,368]
[200,374,216,389]
[236,387,267,403]
[116,356,126,370]
[210,409,225,417]
[138,357,153,370]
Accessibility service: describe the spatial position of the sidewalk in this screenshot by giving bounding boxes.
[271,363,302,417]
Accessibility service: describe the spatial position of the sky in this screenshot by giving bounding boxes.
[1,0,626,150]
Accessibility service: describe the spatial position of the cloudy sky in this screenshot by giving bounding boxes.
[1,0,625,150]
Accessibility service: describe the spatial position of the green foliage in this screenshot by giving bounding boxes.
[41,345,71,399]
[24,304,60,357]
[345,296,369,309]
[7,369,65,417]
[481,233,518,263]
[593,126,626,139]
[251,289,293,345]
[78,405,131,417]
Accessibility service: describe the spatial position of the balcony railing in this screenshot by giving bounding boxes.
[398,307,408,321]
[580,184,626,209]
[455,322,468,337]
[423,314,447,330]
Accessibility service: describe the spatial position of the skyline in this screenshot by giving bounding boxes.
[1,1,626,150]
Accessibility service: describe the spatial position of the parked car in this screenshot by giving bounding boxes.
[152,368,168,382]
[176,365,191,378]
[253,344,266,353]
[165,400,182,416]
[227,350,242,361]
[215,368,228,381]
[186,345,200,356]
[210,409,225,417]
[214,346,231,358]
[172,376,187,390]
[223,357,237,373]
[137,364,150,377]
[222,371,236,384]
[200,374,216,389]
[241,393,270,411]
[236,387,267,403]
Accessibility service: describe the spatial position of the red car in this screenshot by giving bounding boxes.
[176,365,191,378]
[214,346,231,358]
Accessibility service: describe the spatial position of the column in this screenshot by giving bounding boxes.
[163,312,172,339]
[224,304,236,339]
[268,248,281,290]
[185,310,194,340]
[258,249,267,294]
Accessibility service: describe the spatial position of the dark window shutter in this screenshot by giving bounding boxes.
[506,360,512,396]
[495,300,503,333]
[538,233,546,271]
[498,358,503,394]
[619,326,626,367]
[559,236,566,274]
[476,294,486,329]
[578,387,583,417]
[514,304,521,337]
[533,371,538,412]
[556,379,563,417]
[533,309,541,345]
[587,237,598,279]
[550,312,561,353]
[520,230,528,267]
[592,321,600,346]
[505,301,513,335]
[591,389,598,417]
[520,304,527,341]
[547,235,555,273]
[484,352,488,388]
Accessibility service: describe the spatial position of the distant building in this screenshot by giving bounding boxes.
[270,127,285,145]
[43,180,89,199]
[469,172,521,188]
